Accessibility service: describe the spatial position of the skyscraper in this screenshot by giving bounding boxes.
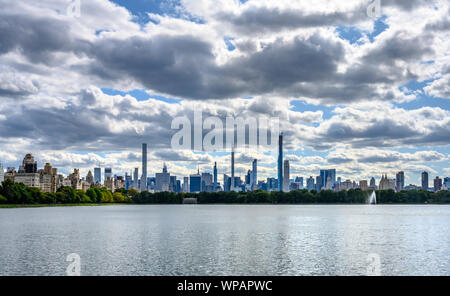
[231,149,235,190]
[21,154,37,173]
[133,168,139,189]
[316,176,323,191]
[307,176,315,191]
[444,177,450,189]
[283,160,290,192]
[201,173,213,192]
[396,171,405,192]
[278,133,283,191]
[224,174,231,192]
[94,167,101,184]
[295,177,304,189]
[0,162,4,183]
[190,171,202,193]
[359,180,368,191]
[155,164,170,192]
[104,168,112,180]
[86,170,94,184]
[246,170,251,185]
[421,171,429,190]
[141,143,147,191]
[213,162,217,188]
[434,176,442,192]
[252,159,257,190]
[183,177,189,193]
[320,169,336,189]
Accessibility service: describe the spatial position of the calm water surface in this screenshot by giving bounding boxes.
[0,205,449,276]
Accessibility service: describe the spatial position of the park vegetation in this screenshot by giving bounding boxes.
[0,179,449,206]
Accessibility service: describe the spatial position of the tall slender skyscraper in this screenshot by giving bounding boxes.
[396,171,405,192]
[278,133,283,191]
[0,162,4,183]
[134,168,139,189]
[252,159,257,190]
[421,171,429,190]
[231,149,235,190]
[213,162,218,187]
[283,160,290,192]
[141,143,147,191]
[94,167,101,184]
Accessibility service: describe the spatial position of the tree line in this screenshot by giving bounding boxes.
[1,179,449,205]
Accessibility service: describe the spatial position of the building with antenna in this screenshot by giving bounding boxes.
[278,133,283,191]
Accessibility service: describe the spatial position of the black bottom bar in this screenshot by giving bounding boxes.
[0,276,446,295]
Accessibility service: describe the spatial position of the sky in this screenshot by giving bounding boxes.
[0,0,449,186]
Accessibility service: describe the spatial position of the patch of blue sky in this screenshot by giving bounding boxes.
[290,100,336,121]
[367,16,389,42]
[71,152,88,155]
[110,0,204,25]
[335,26,364,45]
[286,148,328,160]
[95,29,111,36]
[336,15,389,44]
[396,79,450,110]
[393,147,450,161]
[71,152,107,158]
[101,88,181,104]
[224,37,236,51]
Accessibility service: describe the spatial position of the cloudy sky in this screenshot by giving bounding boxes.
[0,0,449,185]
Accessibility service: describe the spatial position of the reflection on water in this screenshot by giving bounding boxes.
[0,205,449,275]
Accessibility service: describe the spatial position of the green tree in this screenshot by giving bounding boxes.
[56,186,76,203]
[0,194,7,204]
[113,192,125,203]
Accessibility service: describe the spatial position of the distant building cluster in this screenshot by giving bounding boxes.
[0,154,124,193]
[1,140,449,194]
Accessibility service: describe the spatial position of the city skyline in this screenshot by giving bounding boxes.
[0,141,448,188]
[1,147,448,194]
[0,0,449,188]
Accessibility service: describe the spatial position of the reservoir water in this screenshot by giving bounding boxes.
[0,205,449,276]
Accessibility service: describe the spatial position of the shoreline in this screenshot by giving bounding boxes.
[0,203,127,208]
[1,203,448,209]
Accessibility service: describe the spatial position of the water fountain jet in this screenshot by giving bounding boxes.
[368,191,377,205]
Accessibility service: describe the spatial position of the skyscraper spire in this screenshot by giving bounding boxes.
[278,133,283,191]
[141,143,147,191]
[231,147,235,190]
[213,162,217,188]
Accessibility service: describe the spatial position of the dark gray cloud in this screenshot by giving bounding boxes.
[87,33,345,101]
[383,0,429,11]
[88,35,215,99]
[0,3,438,105]
[304,113,450,152]
[426,12,450,31]
[319,119,420,142]
[362,33,434,65]
[215,0,429,35]
[327,156,353,164]
[0,13,89,65]
[0,90,176,151]
[216,5,368,35]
